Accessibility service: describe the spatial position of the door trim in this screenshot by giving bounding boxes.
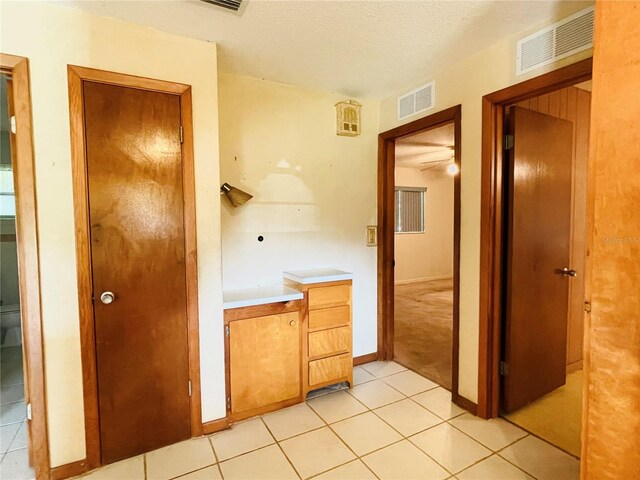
[67,65,202,469]
[0,53,50,480]
[477,57,592,419]
[377,105,463,405]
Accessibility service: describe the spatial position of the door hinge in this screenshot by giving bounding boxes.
[179,126,184,144]
[500,361,509,376]
[188,380,192,397]
[504,134,514,150]
[26,403,32,421]
[227,396,231,411]
[225,325,230,337]
[10,116,17,134]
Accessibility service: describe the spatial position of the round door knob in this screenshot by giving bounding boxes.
[100,291,115,304]
[289,320,296,327]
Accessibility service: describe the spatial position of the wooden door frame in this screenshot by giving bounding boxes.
[477,57,592,419]
[377,105,466,408]
[0,53,50,480]
[67,65,202,470]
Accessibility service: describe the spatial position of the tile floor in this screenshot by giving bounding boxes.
[1,345,34,480]
[71,361,580,480]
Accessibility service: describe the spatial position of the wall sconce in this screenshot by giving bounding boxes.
[220,183,253,207]
[335,100,361,136]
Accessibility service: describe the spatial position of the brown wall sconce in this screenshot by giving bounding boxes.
[221,183,253,207]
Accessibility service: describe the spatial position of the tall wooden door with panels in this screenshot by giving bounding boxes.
[81,81,191,463]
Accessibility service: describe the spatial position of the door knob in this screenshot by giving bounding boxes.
[100,291,115,304]
[560,267,577,277]
[289,320,296,327]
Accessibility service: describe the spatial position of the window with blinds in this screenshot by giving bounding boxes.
[395,187,426,233]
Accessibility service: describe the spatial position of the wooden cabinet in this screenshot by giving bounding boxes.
[286,279,354,394]
[225,301,303,421]
[223,277,353,422]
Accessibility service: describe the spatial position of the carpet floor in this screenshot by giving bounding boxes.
[393,278,453,390]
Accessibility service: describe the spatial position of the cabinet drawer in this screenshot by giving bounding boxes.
[308,305,350,331]
[308,285,351,310]
[309,353,351,387]
[308,326,350,359]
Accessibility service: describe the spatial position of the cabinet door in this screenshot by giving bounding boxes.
[230,312,301,415]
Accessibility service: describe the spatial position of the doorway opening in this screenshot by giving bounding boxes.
[378,105,466,409]
[477,58,592,459]
[0,54,48,480]
[393,123,456,390]
[499,80,591,458]
[0,70,31,478]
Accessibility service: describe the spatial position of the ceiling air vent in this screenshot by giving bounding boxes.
[516,6,594,76]
[200,0,243,12]
[397,81,435,121]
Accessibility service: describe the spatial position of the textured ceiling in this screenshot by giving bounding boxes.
[396,123,454,169]
[61,0,591,99]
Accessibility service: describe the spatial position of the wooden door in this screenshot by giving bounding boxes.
[229,312,301,415]
[502,106,574,413]
[83,81,190,463]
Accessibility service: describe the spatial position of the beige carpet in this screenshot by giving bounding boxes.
[393,279,453,390]
[505,370,583,457]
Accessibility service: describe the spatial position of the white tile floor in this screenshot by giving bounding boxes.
[0,345,33,480]
[69,361,580,480]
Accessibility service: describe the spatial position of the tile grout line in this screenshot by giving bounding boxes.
[258,416,303,480]
[305,397,375,479]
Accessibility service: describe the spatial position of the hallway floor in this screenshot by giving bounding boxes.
[0,345,32,480]
[504,369,583,457]
[394,279,453,390]
[72,361,579,480]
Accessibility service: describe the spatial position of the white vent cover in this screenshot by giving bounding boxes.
[397,81,435,121]
[516,6,594,76]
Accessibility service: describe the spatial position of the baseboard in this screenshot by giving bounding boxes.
[353,352,378,366]
[452,394,478,416]
[50,459,89,480]
[566,360,583,374]
[202,416,231,435]
[49,419,230,480]
[394,275,453,286]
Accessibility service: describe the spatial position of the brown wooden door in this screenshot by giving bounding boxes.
[229,312,301,415]
[83,81,190,463]
[502,106,574,413]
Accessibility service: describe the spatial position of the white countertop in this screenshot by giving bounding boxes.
[283,268,353,285]
[223,285,304,310]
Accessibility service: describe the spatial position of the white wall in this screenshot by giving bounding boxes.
[0,2,224,467]
[218,73,379,357]
[395,167,453,284]
[379,5,593,403]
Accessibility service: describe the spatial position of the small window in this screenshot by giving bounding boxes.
[395,186,426,233]
[0,166,15,218]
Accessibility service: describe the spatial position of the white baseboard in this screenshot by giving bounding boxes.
[394,275,453,286]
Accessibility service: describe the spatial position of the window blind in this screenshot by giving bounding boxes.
[395,187,426,233]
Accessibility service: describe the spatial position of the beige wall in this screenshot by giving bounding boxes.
[394,167,453,284]
[218,73,379,356]
[379,3,593,402]
[0,2,224,467]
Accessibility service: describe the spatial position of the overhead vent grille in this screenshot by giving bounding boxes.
[200,0,243,12]
[516,6,594,76]
[397,81,435,121]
